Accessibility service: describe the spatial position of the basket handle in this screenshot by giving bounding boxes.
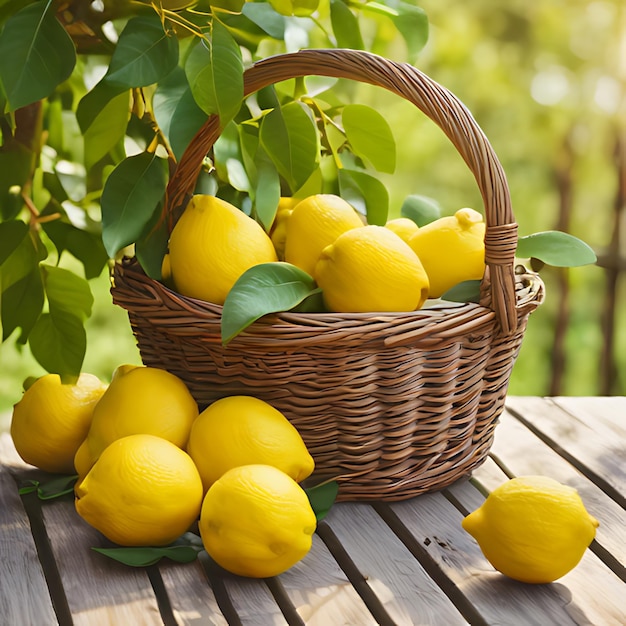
[164,48,519,334]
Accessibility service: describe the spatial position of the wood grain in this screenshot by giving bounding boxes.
[0,434,58,626]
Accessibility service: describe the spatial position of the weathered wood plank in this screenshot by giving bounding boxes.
[280,526,377,625]
[0,435,58,626]
[159,559,228,626]
[505,396,626,499]
[37,488,164,626]
[322,502,468,625]
[469,410,626,626]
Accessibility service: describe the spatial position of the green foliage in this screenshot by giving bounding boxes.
[0,0,428,381]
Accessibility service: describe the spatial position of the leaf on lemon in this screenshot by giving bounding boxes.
[441,280,481,304]
[304,481,339,522]
[516,231,597,267]
[221,263,316,344]
[19,475,78,500]
[400,194,441,227]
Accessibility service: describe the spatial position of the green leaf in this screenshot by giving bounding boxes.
[135,210,169,280]
[19,475,78,500]
[0,1,76,111]
[42,265,94,322]
[222,262,316,344]
[77,82,131,171]
[0,220,28,266]
[0,226,47,293]
[185,24,243,126]
[101,152,169,257]
[1,267,44,343]
[152,67,206,161]
[342,104,395,174]
[253,156,281,231]
[92,533,204,567]
[330,0,365,50]
[400,194,442,226]
[516,231,597,267]
[305,481,339,522]
[441,280,481,304]
[105,16,179,88]
[241,2,286,39]
[260,102,320,193]
[28,311,86,378]
[338,168,388,225]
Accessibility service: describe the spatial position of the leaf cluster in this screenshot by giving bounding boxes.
[0,0,428,380]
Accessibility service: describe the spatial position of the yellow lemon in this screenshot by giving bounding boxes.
[385,217,420,243]
[199,464,317,578]
[269,197,300,260]
[168,194,277,305]
[75,433,203,546]
[284,194,363,276]
[74,365,198,478]
[187,395,314,492]
[462,475,599,584]
[314,225,430,313]
[10,373,107,474]
[408,207,485,298]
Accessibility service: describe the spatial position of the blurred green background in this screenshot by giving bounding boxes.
[1,0,624,423]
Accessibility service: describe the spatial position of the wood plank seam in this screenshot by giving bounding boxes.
[505,406,626,509]
[147,565,178,626]
[372,502,490,626]
[197,551,244,625]
[10,471,75,626]
[263,577,306,625]
[315,521,398,626]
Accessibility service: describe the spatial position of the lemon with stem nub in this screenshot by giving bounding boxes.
[462,475,599,584]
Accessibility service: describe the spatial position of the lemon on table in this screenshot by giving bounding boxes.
[199,464,317,578]
[385,217,420,243]
[408,207,485,298]
[10,373,107,474]
[75,434,203,546]
[284,194,363,276]
[462,475,599,584]
[314,225,430,313]
[168,194,277,305]
[74,365,198,478]
[187,395,314,491]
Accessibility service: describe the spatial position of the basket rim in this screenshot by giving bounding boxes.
[161,48,522,333]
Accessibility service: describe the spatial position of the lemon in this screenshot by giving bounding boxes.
[385,217,420,243]
[199,464,317,578]
[74,365,198,478]
[10,373,107,474]
[168,194,277,305]
[269,197,300,260]
[314,225,430,313]
[187,395,314,491]
[75,433,203,546]
[462,475,599,584]
[284,194,363,276]
[408,207,485,298]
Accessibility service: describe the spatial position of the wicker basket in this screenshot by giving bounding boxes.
[111,49,544,502]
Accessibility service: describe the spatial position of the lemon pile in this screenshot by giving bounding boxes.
[165,192,487,313]
[10,367,317,577]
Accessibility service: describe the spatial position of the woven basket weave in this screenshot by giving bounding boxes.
[111,49,544,501]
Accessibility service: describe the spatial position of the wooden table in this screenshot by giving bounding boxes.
[1,396,624,625]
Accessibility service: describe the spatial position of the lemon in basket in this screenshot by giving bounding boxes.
[269,196,300,260]
[75,433,203,546]
[10,373,107,474]
[385,217,420,243]
[462,475,599,584]
[199,464,317,578]
[314,225,430,313]
[187,395,314,491]
[74,365,198,478]
[284,193,363,276]
[408,207,485,298]
[168,194,277,304]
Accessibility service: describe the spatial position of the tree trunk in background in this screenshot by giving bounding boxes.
[549,135,574,396]
[599,131,625,395]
